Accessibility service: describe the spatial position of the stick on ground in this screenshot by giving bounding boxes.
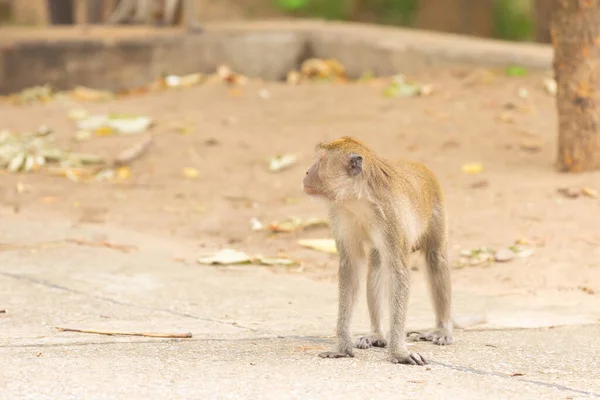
[55,327,192,338]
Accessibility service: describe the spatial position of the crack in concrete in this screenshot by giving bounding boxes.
[431,361,600,398]
[2,335,597,397]
[0,271,259,332]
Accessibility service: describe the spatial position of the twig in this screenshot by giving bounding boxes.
[55,327,192,338]
[66,239,138,253]
[113,136,153,167]
[0,241,66,251]
[0,239,137,253]
[0,309,6,314]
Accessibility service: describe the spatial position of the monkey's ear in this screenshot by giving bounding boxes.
[349,153,363,176]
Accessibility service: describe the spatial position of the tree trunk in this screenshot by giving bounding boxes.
[552,0,600,172]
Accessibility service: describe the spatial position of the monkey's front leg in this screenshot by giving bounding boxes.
[319,248,362,359]
[388,251,427,366]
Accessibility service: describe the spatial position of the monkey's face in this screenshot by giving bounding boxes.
[303,149,364,202]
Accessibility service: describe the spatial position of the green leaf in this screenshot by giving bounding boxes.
[505,65,528,77]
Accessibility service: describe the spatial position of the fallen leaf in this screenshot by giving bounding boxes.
[40,196,60,203]
[197,248,298,266]
[76,114,152,135]
[515,237,545,247]
[508,245,534,258]
[182,167,200,179]
[116,167,131,180]
[113,136,153,167]
[497,112,516,123]
[300,58,346,81]
[517,87,528,99]
[579,286,595,295]
[268,217,328,233]
[505,66,528,77]
[249,217,264,231]
[519,140,542,153]
[542,78,557,95]
[461,163,483,174]
[67,108,90,121]
[581,187,599,198]
[557,187,579,198]
[71,86,114,102]
[298,238,338,254]
[258,88,270,99]
[287,70,301,84]
[383,75,431,98]
[269,154,297,172]
[456,247,495,268]
[470,179,489,189]
[494,248,515,262]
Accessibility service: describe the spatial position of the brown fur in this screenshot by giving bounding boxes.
[303,136,454,365]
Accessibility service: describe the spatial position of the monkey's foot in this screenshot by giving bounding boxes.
[355,334,387,349]
[319,350,354,358]
[407,329,454,346]
[390,352,428,366]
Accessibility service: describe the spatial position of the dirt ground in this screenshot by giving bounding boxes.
[1,66,599,299]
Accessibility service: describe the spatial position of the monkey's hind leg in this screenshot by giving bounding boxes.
[408,210,454,346]
[356,249,388,350]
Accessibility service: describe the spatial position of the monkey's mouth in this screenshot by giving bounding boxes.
[303,185,319,195]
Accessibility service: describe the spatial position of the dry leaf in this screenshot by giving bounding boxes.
[298,238,338,254]
[494,248,515,262]
[461,163,483,174]
[287,71,301,85]
[542,78,557,95]
[116,167,131,180]
[198,249,251,265]
[197,248,298,266]
[113,137,153,167]
[249,217,264,231]
[470,180,489,189]
[71,86,114,102]
[268,217,328,233]
[579,286,595,295]
[182,167,200,179]
[269,154,297,172]
[557,188,579,198]
[519,140,542,153]
[581,187,599,198]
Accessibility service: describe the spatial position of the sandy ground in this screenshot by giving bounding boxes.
[1,66,599,294]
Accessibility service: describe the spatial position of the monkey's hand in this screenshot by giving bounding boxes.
[390,352,428,366]
[407,328,454,346]
[355,334,387,349]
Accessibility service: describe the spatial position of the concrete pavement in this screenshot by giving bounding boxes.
[1,212,599,399]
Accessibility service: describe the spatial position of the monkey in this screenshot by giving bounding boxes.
[302,136,454,365]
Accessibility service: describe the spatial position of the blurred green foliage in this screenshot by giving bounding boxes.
[493,0,534,41]
[273,0,535,41]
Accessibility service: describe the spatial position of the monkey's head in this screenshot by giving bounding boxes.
[303,137,371,202]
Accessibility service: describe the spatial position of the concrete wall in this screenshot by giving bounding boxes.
[0,20,553,95]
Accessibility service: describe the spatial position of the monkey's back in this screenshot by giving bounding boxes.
[392,159,445,227]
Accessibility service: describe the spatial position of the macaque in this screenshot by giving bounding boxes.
[303,137,454,365]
